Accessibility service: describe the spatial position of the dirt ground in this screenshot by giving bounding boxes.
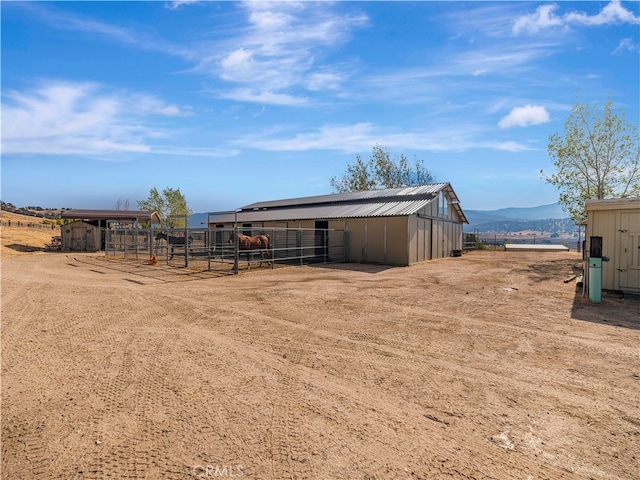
[1,248,639,479]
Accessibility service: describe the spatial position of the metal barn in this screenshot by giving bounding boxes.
[211,183,468,266]
[585,197,640,294]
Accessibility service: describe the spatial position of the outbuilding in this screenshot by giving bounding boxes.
[585,197,640,294]
[211,183,467,266]
[60,210,160,252]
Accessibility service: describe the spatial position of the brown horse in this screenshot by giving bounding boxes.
[229,232,271,266]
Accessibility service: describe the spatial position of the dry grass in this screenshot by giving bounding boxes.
[0,210,60,258]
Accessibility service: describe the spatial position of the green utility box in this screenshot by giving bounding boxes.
[588,256,602,303]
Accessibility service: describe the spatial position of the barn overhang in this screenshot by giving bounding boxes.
[60,210,161,224]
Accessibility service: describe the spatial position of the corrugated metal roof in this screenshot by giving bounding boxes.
[211,199,435,223]
[209,183,468,224]
[242,183,452,209]
[60,210,161,223]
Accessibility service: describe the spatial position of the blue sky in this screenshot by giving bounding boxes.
[2,1,639,213]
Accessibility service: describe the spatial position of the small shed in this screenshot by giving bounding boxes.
[210,183,468,266]
[585,197,640,293]
[61,220,101,252]
[60,210,160,252]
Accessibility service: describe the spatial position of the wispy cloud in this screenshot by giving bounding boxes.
[498,105,550,129]
[0,81,199,156]
[219,88,310,107]
[613,37,639,54]
[233,122,535,154]
[513,1,640,35]
[165,0,200,10]
[9,2,196,60]
[194,2,368,105]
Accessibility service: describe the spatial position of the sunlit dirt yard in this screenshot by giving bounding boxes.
[2,244,639,479]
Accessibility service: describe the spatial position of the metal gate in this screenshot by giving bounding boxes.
[105,226,346,273]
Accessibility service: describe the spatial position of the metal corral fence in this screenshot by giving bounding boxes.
[105,227,347,273]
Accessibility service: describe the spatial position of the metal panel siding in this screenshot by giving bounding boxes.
[366,218,386,263]
[386,217,408,265]
[588,207,618,291]
[417,217,426,263]
[409,217,417,264]
[348,219,367,262]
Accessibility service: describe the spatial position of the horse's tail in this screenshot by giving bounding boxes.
[263,235,271,260]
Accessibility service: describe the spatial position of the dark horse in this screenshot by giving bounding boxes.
[155,231,193,259]
[229,232,271,267]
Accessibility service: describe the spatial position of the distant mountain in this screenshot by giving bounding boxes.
[464,203,566,224]
[463,203,575,234]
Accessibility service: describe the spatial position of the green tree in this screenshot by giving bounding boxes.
[137,187,192,228]
[330,145,434,193]
[543,97,640,222]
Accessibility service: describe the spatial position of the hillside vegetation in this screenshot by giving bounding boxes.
[1,201,61,220]
[467,218,578,236]
[0,209,60,257]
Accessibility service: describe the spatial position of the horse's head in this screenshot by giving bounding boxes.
[155,231,166,241]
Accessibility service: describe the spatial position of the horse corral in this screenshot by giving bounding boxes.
[105,226,346,273]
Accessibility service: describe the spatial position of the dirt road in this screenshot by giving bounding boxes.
[2,250,639,479]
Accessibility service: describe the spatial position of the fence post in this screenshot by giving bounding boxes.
[233,225,239,274]
[271,228,275,269]
[184,223,189,268]
[298,229,303,266]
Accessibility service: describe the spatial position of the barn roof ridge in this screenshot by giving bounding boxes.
[241,183,453,211]
[210,183,467,224]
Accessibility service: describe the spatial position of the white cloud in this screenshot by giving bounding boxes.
[196,2,367,104]
[513,0,640,35]
[165,0,200,10]
[498,105,550,129]
[13,3,196,61]
[513,4,564,35]
[613,38,638,54]
[495,141,533,152]
[1,81,193,156]
[220,88,309,107]
[233,122,534,154]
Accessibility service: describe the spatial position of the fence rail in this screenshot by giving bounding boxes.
[0,220,58,229]
[105,227,346,273]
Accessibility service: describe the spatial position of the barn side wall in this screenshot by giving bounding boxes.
[408,192,464,264]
